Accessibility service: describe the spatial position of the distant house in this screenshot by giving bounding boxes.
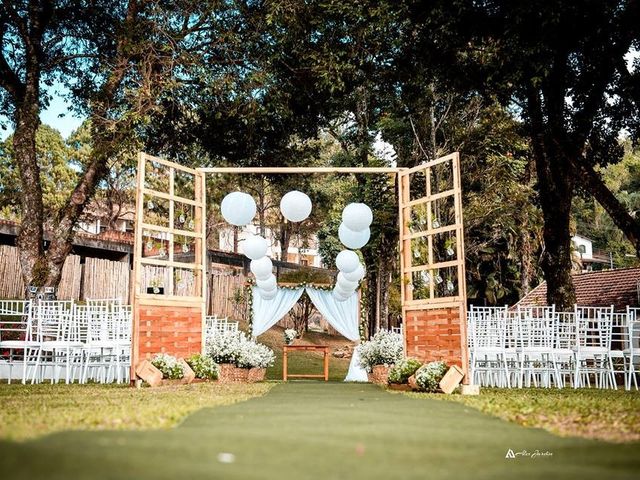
[516,267,640,311]
[571,234,612,271]
[218,225,323,268]
[77,201,135,236]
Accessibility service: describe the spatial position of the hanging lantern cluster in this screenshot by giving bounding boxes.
[332,202,372,302]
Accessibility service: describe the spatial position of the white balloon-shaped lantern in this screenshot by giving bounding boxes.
[256,274,277,291]
[336,272,359,291]
[280,190,312,222]
[221,192,256,226]
[342,203,373,232]
[250,257,273,280]
[343,263,365,282]
[259,288,277,300]
[335,250,360,273]
[338,223,370,250]
[241,235,268,260]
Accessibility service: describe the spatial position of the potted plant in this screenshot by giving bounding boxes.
[387,358,422,390]
[186,353,219,382]
[147,277,164,295]
[410,361,449,392]
[284,328,297,345]
[356,330,404,385]
[151,353,194,385]
[206,331,275,383]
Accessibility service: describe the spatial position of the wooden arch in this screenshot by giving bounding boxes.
[131,153,469,381]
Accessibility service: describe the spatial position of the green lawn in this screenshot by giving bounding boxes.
[0,382,272,441]
[405,387,640,443]
[1,382,639,480]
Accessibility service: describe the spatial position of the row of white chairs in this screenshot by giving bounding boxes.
[468,305,640,390]
[0,299,131,384]
[205,315,239,338]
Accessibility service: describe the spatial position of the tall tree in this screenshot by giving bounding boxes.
[0,0,215,294]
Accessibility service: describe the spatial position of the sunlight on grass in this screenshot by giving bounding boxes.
[0,382,273,441]
[404,387,640,443]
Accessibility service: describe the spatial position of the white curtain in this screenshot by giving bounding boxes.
[252,286,304,337]
[305,287,368,382]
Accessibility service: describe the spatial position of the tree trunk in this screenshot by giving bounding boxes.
[279,221,291,262]
[14,99,45,292]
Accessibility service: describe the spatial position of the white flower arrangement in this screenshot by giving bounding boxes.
[356,330,404,372]
[414,361,448,392]
[151,353,184,379]
[284,328,297,345]
[206,330,275,369]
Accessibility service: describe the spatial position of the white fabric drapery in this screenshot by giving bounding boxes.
[251,286,304,337]
[305,287,368,382]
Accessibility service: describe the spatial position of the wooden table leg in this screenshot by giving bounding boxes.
[324,347,329,381]
[283,347,288,381]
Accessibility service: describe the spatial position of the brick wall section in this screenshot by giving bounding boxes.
[405,307,464,368]
[138,305,202,360]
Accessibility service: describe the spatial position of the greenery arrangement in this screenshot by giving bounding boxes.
[357,330,404,372]
[284,328,297,345]
[186,354,219,381]
[206,331,275,369]
[151,354,185,380]
[388,358,423,385]
[414,362,449,393]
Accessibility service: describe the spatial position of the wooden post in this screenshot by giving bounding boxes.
[324,347,329,381]
[283,346,288,381]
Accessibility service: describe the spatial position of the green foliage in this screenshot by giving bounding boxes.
[278,268,332,285]
[186,354,219,381]
[388,358,422,385]
[0,125,78,218]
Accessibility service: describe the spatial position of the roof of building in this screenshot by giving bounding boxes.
[516,267,640,311]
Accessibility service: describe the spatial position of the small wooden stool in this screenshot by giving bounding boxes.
[283,345,329,381]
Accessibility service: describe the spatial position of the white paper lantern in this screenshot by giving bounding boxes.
[250,257,273,280]
[221,192,257,226]
[280,190,312,222]
[336,272,359,291]
[241,235,268,260]
[342,203,373,232]
[335,250,360,273]
[259,288,277,300]
[338,223,370,249]
[343,263,365,282]
[256,274,277,291]
[334,282,355,296]
[333,288,352,302]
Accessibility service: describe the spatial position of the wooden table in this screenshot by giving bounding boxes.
[283,345,329,381]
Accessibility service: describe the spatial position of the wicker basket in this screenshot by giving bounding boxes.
[218,363,250,383]
[247,367,266,383]
[368,365,391,385]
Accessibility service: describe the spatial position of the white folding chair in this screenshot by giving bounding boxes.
[468,306,510,387]
[515,306,558,388]
[626,307,640,390]
[0,300,37,384]
[552,311,577,388]
[608,312,630,390]
[574,305,614,389]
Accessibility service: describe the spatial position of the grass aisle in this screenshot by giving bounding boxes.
[1,382,638,480]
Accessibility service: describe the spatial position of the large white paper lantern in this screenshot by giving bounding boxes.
[256,274,277,291]
[336,272,359,291]
[259,288,277,300]
[334,282,355,296]
[338,223,370,250]
[342,203,373,232]
[241,235,268,260]
[250,256,273,280]
[333,288,352,302]
[335,250,360,273]
[280,190,312,222]
[343,263,365,282]
[221,192,256,226]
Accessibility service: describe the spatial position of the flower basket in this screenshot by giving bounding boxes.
[247,367,266,383]
[408,374,418,390]
[368,365,391,385]
[218,363,250,383]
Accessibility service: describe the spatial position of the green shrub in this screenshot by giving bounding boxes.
[388,358,422,384]
[414,361,448,392]
[187,354,219,380]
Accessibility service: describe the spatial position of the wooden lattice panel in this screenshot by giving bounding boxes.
[404,306,463,367]
[137,304,203,359]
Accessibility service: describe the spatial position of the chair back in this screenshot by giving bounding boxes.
[0,300,32,342]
